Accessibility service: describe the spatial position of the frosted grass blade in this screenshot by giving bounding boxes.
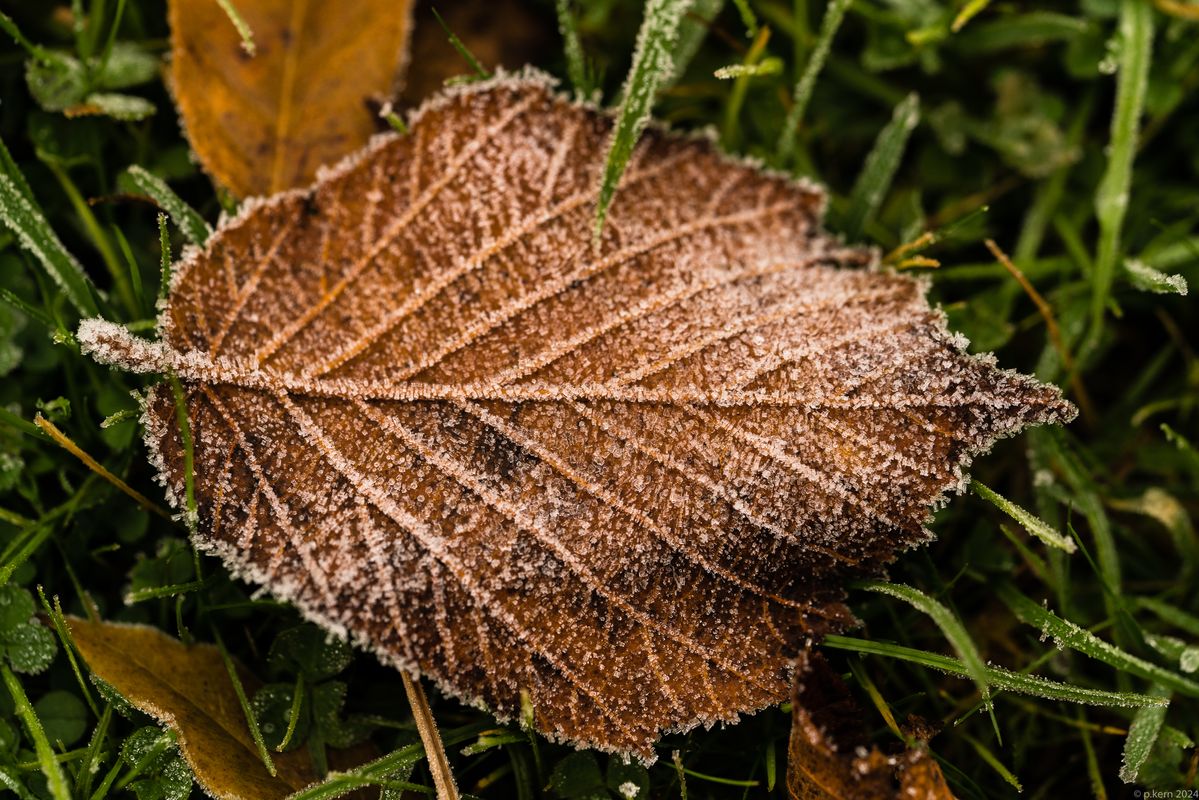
[973,480,1076,552]
[1119,685,1169,783]
[1090,1,1153,348]
[554,0,591,96]
[124,166,212,247]
[777,0,852,163]
[855,581,994,713]
[594,0,691,239]
[841,92,920,240]
[666,0,724,90]
[998,583,1199,698]
[822,635,1169,708]
[0,139,98,317]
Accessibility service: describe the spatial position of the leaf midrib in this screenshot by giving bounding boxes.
[269,0,312,194]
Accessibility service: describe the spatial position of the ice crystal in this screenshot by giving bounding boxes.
[79,72,1073,759]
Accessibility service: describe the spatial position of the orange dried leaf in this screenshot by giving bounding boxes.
[169,0,414,197]
[79,73,1072,759]
[66,616,369,800]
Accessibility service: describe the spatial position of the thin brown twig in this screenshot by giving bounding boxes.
[984,240,1098,426]
[896,255,940,271]
[402,671,460,800]
[34,415,172,520]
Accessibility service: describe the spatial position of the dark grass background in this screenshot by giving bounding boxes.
[1,0,1198,798]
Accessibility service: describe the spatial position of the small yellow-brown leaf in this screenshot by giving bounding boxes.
[67,616,350,800]
[169,0,413,197]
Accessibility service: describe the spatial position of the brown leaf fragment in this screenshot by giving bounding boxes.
[898,748,957,800]
[78,72,1073,760]
[67,616,372,800]
[786,649,956,800]
[168,0,414,197]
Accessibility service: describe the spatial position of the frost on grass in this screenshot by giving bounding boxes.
[78,73,1073,760]
[594,0,691,237]
[1124,258,1188,296]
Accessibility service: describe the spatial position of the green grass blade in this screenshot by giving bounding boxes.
[1119,684,1170,783]
[276,674,305,752]
[822,635,1169,708]
[854,581,994,713]
[950,0,992,33]
[0,132,36,204]
[0,767,41,800]
[73,702,112,798]
[765,739,776,791]
[666,0,725,90]
[997,583,1199,698]
[1144,634,1199,674]
[840,92,920,240]
[111,225,145,314]
[776,0,852,163]
[124,166,211,247]
[555,0,591,96]
[1090,1,1153,348]
[285,723,488,800]
[1,287,56,330]
[1136,597,1199,638]
[973,480,1076,553]
[1036,429,1128,645]
[211,627,277,777]
[432,8,490,79]
[157,212,172,299]
[1,663,71,800]
[1161,424,1199,480]
[951,12,1089,53]
[593,0,691,240]
[1078,710,1105,797]
[0,167,98,317]
[36,587,99,717]
[714,59,783,79]
[961,733,1021,793]
[214,0,255,54]
[846,657,903,739]
[168,375,198,527]
[0,10,62,64]
[731,0,758,36]
[41,158,134,316]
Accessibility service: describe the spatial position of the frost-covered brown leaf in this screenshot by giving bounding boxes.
[78,72,1072,759]
[168,0,413,197]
